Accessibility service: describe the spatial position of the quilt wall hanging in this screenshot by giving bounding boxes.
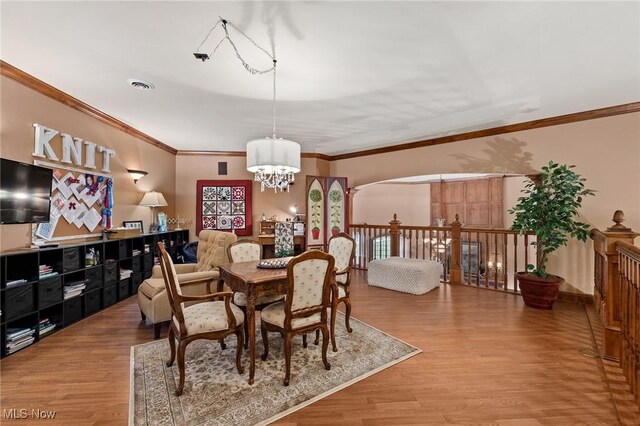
[305,176,348,250]
[196,180,253,236]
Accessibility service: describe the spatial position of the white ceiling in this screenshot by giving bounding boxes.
[2,1,639,155]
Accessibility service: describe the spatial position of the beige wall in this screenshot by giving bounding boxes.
[175,155,330,241]
[352,183,430,226]
[332,113,640,293]
[0,76,176,250]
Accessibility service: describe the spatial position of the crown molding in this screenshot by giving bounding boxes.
[0,60,177,155]
[330,102,640,161]
[3,61,638,161]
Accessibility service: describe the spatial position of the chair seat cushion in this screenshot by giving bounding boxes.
[139,278,165,299]
[261,301,321,330]
[233,292,285,307]
[173,301,244,336]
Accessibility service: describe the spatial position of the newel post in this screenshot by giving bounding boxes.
[590,210,638,362]
[450,214,462,285]
[389,214,401,257]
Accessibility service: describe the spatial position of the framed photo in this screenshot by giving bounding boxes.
[123,220,143,230]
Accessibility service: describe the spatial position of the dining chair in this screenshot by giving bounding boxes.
[260,250,335,386]
[314,232,356,351]
[227,239,285,348]
[158,242,245,396]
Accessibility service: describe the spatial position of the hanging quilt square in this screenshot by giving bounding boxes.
[196,180,252,236]
[217,215,232,230]
[202,186,217,201]
[202,201,216,215]
[232,186,245,200]
[232,216,245,229]
[202,215,216,229]
[216,201,231,215]
[217,187,232,201]
[232,201,245,215]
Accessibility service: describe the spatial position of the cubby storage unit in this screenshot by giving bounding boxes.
[0,229,189,358]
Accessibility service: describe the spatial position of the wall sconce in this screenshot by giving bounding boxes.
[128,169,148,184]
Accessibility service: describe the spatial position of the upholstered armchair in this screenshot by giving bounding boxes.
[137,230,238,338]
[158,243,244,396]
[227,240,285,348]
[260,250,335,386]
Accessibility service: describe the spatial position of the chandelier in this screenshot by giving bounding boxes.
[194,18,300,192]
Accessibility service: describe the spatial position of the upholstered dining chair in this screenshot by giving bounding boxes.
[227,239,285,348]
[158,243,245,396]
[260,250,335,386]
[314,232,356,351]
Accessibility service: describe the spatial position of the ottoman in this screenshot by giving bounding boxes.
[368,257,441,295]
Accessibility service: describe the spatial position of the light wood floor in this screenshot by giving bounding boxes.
[1,270,637,425]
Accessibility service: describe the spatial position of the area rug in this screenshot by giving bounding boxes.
[129,313,421,425]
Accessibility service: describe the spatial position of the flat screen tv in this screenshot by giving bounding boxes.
[0,158,52,224]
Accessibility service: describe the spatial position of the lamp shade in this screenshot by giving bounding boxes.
[246,138,301,174]
[139,191,168,207]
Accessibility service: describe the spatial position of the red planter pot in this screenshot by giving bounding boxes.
[331,227,340,236]
[311,228,320,239]
[516,272,564,309]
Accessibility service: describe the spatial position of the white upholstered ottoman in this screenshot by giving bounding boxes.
[368,257,441,295]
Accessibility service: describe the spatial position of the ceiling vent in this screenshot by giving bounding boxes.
[126,78,155,91]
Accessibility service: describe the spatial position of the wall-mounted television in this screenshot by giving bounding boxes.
[1,158,52,224]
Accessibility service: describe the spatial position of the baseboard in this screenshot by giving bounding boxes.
[558,290,594,304]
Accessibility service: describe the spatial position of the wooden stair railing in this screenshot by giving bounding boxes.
[617,240,640,404]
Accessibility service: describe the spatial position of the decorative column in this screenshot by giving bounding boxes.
[590,210,638,361]
[346,187,359,230]
[389,214,401,257]
[449,214,463,285]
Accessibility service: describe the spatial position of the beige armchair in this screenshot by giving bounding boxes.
[137,230,238,338]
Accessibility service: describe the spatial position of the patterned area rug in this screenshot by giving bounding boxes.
[130,313,421,425]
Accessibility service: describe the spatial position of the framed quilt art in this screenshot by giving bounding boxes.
[196,180,252,236]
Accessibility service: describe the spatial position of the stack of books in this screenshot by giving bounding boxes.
[120,268,133,280]
[63,281,86,300]
[38,318,56,337]
[6,327,35,354]
[6,278,28,288]
[39,265,58,279]
[132,249,142,256]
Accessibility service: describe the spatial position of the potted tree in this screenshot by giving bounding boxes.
[509,161,595,309]
[309,189,323,239]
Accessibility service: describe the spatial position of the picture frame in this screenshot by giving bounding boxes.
[123,220,143,230]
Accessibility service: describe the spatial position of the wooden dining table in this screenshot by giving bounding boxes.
[217,258,292,385]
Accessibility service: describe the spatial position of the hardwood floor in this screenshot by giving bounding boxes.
[1,270,636,425]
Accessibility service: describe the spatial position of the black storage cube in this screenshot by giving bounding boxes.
[84,290,102,317]
[118,240,128,259]
[103,284,117,308]
[104,262,118,284]
[38,277,62,309]
[118,279,130,300]
[63,297,83,326]
[63,247,81,273]
[132,256,142,272]
[131,273,143,294]
[143,253,153,271]
[4,285,35,321]
[85,266,103,291]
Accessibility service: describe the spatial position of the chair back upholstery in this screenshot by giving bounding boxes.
[196,230,238,272]
[328,232,355,284]
[227,239,262,263]
[284,250,335,328]
[158,243,187,334]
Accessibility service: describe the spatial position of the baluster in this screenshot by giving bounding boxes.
[493,232,498,289]
[475,232,480,287]
[513,233,518,292]
[502,233,508,291]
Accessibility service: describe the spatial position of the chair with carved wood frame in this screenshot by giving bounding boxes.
[158,243,245,396]
[226,239,286,348]
[314,232,356,351]
[260,250,335,386]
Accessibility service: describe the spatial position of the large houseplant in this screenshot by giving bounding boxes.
[509,161,595,309]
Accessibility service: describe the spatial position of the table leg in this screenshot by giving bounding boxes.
[247,290,257,385]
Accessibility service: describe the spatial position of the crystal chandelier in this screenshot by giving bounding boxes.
[194,18,300,192]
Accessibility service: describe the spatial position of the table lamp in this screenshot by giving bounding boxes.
[139,191,168,232]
